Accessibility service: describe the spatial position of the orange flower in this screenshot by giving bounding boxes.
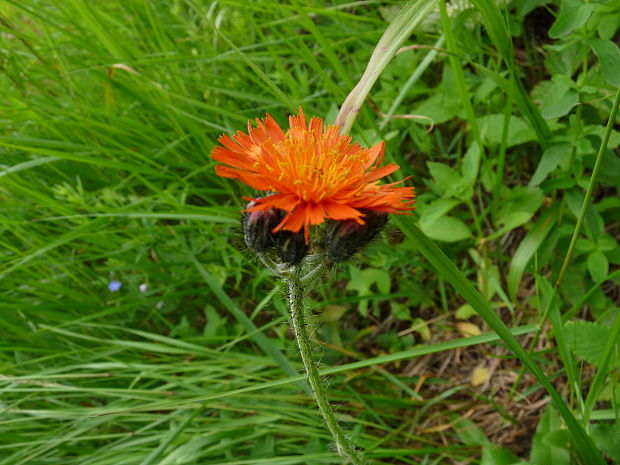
[212,108,415,243]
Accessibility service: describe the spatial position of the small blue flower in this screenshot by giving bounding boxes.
[108,280,122,292]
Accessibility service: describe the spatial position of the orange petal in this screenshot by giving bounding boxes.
[364,141,385,169]
[364,163,399,182]
[264,114,285,141]
[211,147,257,171]
[323,201,363,221]
[274,203,306,233]
[253,193,300,212]
[215,166,272,190]
[306,202,326,225]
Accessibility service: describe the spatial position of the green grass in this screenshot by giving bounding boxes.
[1,0,619,464]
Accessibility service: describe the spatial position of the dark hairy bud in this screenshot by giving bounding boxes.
[242,201,282,252]
[324,210,388,262]
[276,230,309,266]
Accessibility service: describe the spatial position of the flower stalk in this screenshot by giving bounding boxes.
[282,265,363,465]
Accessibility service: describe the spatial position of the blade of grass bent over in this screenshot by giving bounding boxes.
[335,0,439,134]
[395,216,606,465]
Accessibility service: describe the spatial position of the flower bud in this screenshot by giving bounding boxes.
[242,201,282,252]
[276,230,308,266]
[324,210,388,262]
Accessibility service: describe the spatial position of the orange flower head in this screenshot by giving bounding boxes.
[212,108,415,243]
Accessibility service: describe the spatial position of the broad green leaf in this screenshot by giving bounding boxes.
[427,161,468,198]
[364,268,391,294]
[456,303,477,320]
[566,190,605,243]
[391,301,412,321]
[539,80,579,119]
[548,0,593,39]
[591,422,620,462]
[598,234,618,252]
[412,317,431,340]
[481,445,520,465]
[420,215,472,242]
[530,406,571,465]
[586,38,620,86]
[565,320,618,367]
[587,250,609,284]
[478,114,536,147]
[529,143,570,188]
[495,186,544,232]
[346,266,391,316]
[322,304,348,322]
[418,198,461,229]
[413,93,461,125]
[452,417,489,446]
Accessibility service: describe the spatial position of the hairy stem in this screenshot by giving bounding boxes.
[284,267,363,464]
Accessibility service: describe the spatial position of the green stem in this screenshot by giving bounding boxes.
[284,267,363,465]
[556,85,620,286]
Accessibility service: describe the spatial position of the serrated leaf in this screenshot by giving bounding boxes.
[427,161,465,197]
[565,320,617,367]
[548,0,593,39]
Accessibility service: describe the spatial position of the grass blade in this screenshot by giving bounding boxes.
[469,0,551,145]
[395,215,606,465]
[507,203,559,300]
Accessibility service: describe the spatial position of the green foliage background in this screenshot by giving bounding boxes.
[1,0,619,464]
